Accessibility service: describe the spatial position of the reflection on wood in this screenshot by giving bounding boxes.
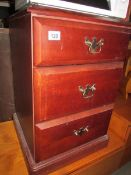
[0,121,28,175]
[0,120,125,175]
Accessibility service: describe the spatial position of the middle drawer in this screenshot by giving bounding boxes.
[33,63,123,123]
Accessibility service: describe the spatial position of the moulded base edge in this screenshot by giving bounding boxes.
[13,113,109,175]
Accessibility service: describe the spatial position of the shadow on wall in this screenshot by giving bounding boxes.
[0,28,15,121]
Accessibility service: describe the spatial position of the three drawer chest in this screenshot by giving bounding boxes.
[10,6,131,175]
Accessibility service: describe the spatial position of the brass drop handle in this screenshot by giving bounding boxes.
[73,126,89,136]
[85,37,104,54]
[79,84,96,99]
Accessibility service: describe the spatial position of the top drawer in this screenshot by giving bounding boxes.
[33,16,129,66]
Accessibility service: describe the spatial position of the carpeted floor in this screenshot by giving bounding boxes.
[112,162,131,175]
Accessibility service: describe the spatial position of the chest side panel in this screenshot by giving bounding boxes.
[10,13,34,156]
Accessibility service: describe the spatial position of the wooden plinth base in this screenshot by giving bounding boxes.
[13,114,109,175]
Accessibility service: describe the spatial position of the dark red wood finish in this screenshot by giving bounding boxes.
[10,13,34,156]
[33,16,129,66]
[35,110,111,162]
[14,114,108,175]
[10,5,131,174]
[29,5,131,29]
[34,64,123,122]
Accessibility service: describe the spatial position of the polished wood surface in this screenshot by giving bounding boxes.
[113,95,131,123]
[34,64,123,122]
[125,57,131,76]
[0,121,124,175]
[28,6,131,28]
[126,77,131,99]
[0,121,28,175]
[110,95,131,141]
[33,16,129,66]
[0,95,131,175]
[123,42,131,99]
[69,149,124,175]
[10,13,34,156]
[10,6,131,174]
[35,104,113,130]
[109,95,131,166]
[13,114,109,174]
[35,110,111,161]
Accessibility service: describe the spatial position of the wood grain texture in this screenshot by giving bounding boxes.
[109,95,131,166]
[0,120,125,175]
[36,104,114,129]
[0,110,130,175]
[35,110,111,161]
[9,6,131,174]
[49,131,125,175]
[28,6,131,30]
[0,96,131,175]
[109,112,129,142]
[34,65,123,122]
[13,114,109,175]
[33,16,129,66]
[0,121,28,175]
[10,13,34,156]
[113,95,131,124]
[69,149,124,175]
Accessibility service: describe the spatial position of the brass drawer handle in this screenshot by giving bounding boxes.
[79,84,96,99]
[85,37,104,54]
[73,126,89,136]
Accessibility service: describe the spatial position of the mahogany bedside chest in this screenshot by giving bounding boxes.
[10,6,131,175]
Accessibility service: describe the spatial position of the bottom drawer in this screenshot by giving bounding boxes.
[35,110,111,162]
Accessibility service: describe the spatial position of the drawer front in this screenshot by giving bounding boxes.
[34,63,123,122]
[33,17,129,66]
[35,110,111,161]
